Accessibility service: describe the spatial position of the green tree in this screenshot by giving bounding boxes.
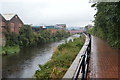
[5,32,19,46]
[19,25,37,47]
[90,2,120,48]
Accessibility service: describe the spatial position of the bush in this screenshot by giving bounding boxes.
[2,24,70,54]
[34,36,85,79]
[90,2,120,48]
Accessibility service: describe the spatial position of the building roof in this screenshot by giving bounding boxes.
[56,24,66,26]
[2,14,16,20]
[45,26,54,29]
[32,26,41,28]
[66,27,80,30]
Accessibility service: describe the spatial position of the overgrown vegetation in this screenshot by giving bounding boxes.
[2,25,70,55]
[89,2,120,48]
[2,45,20,55]
[34,35,85,79]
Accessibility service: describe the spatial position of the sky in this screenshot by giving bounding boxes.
[0,0,96,27]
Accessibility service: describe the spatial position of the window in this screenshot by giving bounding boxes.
[19,23,22,27]
[10,23,15,32]
[2,22,6,26]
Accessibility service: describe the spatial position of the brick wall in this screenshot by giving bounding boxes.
[8,15,24,34]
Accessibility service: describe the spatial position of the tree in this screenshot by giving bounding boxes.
[91,2,120,48]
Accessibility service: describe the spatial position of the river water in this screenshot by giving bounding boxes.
[2,34,80,78]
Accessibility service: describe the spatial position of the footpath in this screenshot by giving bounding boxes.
[89,36,120,79]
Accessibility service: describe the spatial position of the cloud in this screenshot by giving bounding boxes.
[0,0,96,27]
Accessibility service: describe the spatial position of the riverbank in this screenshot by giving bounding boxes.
[34,35,85,79]
[2,25,70,55]
[2,45,20,55]
[2,35,69,55]
[2,35,80,78]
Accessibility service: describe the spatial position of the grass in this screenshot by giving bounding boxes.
[2,45,20,55]
[34,35,85,79]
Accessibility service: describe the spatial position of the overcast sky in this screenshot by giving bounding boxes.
[0,0,96,27]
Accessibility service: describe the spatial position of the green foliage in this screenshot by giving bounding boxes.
[90,2,120,48]
[4,32,19,46]
[2,45,20,55]
[3,24,70,54]
[34,36,85,79]
[23,26,69,46]
[39,30,70,43]
[19,25,38,47]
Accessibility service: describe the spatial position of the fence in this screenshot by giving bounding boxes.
[63,33,91,80]
[73,33,91,80]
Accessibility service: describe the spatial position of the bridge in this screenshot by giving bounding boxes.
[63,33,120,79]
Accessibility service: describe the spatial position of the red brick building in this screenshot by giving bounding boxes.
[0,14,24,34]
[0,14,24,46]
[0,14,6,32]
[68,30,83,34]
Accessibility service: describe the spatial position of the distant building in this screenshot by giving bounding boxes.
[55,24,66,29]
[68,30,83,34]
[44,25,57,33]
[31,24,67,33]
[31,26,43,32]
[45,25,55,29]
[0,14,24,34]
[66,27,85,34]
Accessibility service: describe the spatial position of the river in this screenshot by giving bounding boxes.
[2,34,80,78]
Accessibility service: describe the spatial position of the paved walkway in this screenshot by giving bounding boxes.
[89,36,120,79]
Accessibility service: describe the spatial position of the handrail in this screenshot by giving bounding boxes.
[73,33,91,80]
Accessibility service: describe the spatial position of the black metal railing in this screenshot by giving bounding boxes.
[73,33,91,80]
